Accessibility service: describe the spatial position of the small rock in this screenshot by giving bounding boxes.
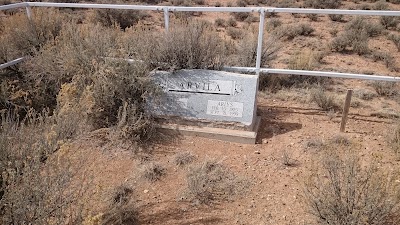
[143,189,149,194]
[254,150,261,154]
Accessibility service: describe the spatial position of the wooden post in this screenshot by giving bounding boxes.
[340,89,353,132]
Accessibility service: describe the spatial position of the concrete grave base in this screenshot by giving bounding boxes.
[158,116,261,144]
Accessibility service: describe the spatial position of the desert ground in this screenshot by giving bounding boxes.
[1,0,400,224]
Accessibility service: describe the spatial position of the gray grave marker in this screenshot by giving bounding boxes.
[148,69,260,143]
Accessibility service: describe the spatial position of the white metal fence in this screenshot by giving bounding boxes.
[1,2,400,81]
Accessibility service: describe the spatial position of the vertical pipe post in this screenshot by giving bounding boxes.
[255,8,265,75]
[25,5,32,20]
[163,7,169,32]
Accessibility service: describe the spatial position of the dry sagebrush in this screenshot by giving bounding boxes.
[23,22,156,141]
[304,146,400,225]
[121,20,228,71]
[0,111,87,224]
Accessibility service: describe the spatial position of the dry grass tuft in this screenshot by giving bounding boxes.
[304,147,400,225]
[185,159,248,204]
[371,110,400,119]
[354,89,377,100]
[275,23,315,40]
[111,185,133,207]
[370,81,398,97]
[288,50,317,71]
[330,134,351,146]
[234,30,280,67]
[99,206,138,225]
[174,151,196,167]
[310,88,338,111]
[282,149,299,167]
[141,162,166,182]
[305,138,324,149]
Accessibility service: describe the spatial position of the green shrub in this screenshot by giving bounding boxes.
[304,147,400,225]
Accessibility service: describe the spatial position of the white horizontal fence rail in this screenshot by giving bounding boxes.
[0,2,28,10]
[0,57,25,70]
[224,67,400,82]
[1,2,398,15]
[1,2,400,82]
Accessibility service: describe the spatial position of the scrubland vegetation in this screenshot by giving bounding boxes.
[0,0,400,224]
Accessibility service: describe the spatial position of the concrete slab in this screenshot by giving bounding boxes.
[158,116,261,144]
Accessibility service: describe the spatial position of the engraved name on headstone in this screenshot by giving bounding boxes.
[149,69,258,130]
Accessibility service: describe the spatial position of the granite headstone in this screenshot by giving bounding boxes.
[148,69,258,131]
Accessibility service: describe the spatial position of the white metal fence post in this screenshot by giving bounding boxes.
[25,6,32,20]
[163,7,169,32]
[255,8,265,75]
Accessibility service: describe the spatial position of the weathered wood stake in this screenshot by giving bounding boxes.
[340,89,353,132]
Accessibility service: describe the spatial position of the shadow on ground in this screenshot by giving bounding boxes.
[256,106,303,143]
[137,201,224,225]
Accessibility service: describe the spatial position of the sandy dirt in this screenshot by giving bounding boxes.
[2,0,399,224]
[65,77,400,225]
